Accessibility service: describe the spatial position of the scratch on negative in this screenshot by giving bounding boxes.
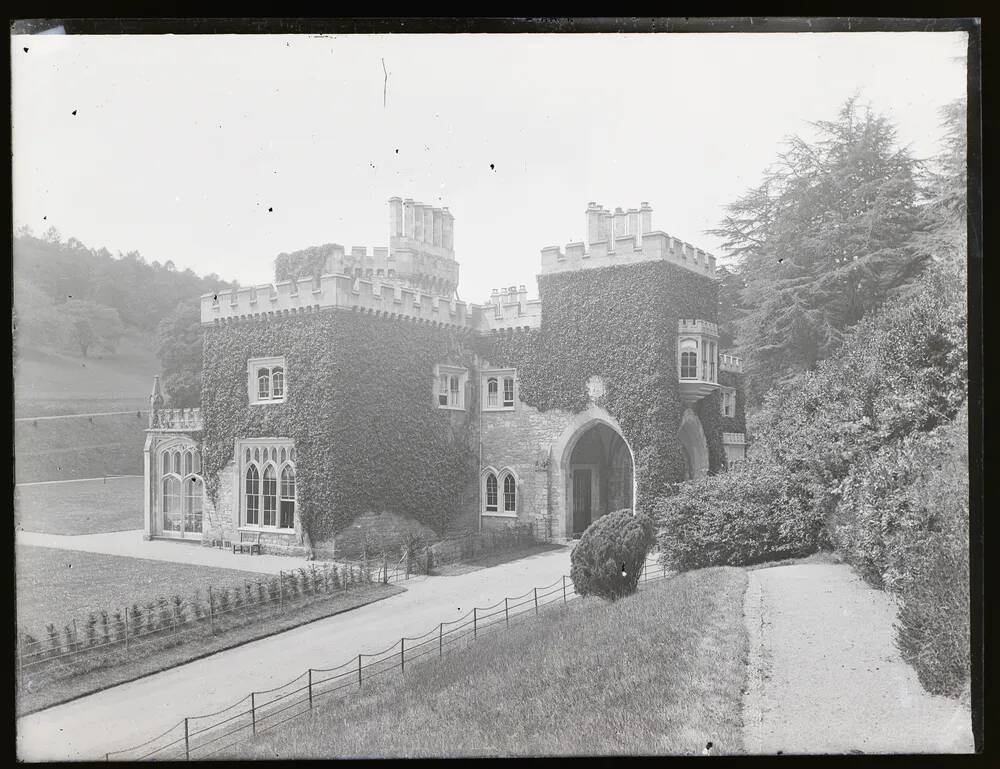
[382,58,389,108]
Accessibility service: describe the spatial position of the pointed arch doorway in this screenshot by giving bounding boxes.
[552,406,636,539]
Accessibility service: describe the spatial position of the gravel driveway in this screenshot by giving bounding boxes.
[742,560,974,754]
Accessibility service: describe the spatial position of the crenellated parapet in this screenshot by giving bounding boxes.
[719,353,743,374]
[202,272,482,330]
[479,284,543,332]
[541,201,717,278]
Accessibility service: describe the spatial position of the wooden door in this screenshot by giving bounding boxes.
[573,468,592,534]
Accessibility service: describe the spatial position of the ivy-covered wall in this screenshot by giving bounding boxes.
[479,260,719,510]
[718,369,747,436]
[201,310,480,543]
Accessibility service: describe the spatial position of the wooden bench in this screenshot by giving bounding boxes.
[233,531,262,555]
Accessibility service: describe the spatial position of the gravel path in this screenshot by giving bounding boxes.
[742,561,973,754]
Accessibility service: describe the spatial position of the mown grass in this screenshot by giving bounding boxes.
[15,476,144,535]
[226,566,748,758]
[14,412,148,483]
[15,545,255,635]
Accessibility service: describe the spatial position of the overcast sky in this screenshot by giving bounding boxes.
[12,31,967,303]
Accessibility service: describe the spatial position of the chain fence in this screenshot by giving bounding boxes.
[105,552,670,761]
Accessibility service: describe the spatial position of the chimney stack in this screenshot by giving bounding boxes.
[586,202,604,246]
[640,202,653,239]
[442,208,454,251]
[433,208,443,247]
[388,197,403,238]
[403,199,415,239]
[613,207,627,239]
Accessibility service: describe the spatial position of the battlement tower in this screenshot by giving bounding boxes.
[540,201,717,278]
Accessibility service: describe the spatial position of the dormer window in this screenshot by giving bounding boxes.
[248,357,287,405]
[435,364,467,410]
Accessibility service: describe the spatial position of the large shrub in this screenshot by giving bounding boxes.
[655,467,824,572]
[835,406,969,696]
[570,509,656,601]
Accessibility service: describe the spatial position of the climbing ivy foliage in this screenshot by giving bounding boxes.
[481,260,720,509]
[695,391,726,474]
[202,311,479,542]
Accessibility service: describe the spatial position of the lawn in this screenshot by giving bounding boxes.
[226,566,749,758]
[14,412,148,484]
[15,545,254,635]
[15,545,404,715]
[14,476,144,535]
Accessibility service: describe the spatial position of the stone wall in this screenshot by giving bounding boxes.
[480,398,575,539]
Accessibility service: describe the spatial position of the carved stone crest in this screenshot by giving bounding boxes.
[586,375,606,402]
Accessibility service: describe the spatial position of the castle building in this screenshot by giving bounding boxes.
[143,198,747,554]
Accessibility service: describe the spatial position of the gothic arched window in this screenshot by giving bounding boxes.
[262,465,277,527]
[245,465,260,525]
[485,473,498,512]
[502,473,517,513]
[486,377,499,407]
[280,465,296,529]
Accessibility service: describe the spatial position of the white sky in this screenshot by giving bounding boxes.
[11,31,967,303]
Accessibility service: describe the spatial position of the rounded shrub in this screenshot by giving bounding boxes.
[570,509,656,601]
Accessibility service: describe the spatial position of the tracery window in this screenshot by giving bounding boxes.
[159,445,203,535]
[240,440,296,530]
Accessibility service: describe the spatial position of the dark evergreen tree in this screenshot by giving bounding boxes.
[710,98,926,404]
[154,300,204,407]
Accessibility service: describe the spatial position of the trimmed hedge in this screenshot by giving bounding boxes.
[655,468,824,571]
[570,509,656,600]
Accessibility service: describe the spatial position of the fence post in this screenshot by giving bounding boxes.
[439,623,443,656]
[279,573,284,612]
[505,597,509,627]
[357,654,362,687]
[308,669,313,710]
[73,618,79,651]
[563,576,567,604]
[208,586,215,635]
[244,581,249,622]
[184,718,190,760]
[124,607,129,659]
[400,638,405,674]
[473,608,477,639]
[251,692,256,735]
[534,587,538,615]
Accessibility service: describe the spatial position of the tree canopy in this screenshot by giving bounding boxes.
[710,98,928,403]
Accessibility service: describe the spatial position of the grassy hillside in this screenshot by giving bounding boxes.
[14,334,159,418]
[13,335,159,482]
[226,567,748,758]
